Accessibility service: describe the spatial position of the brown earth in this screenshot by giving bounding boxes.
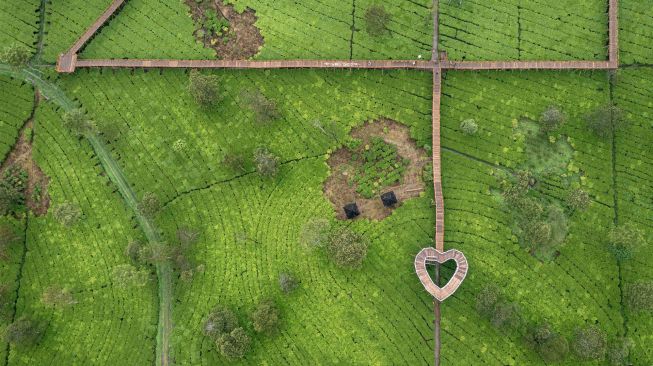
[324,119,429,221]
[186,0,264,60]
[0,92,50,216]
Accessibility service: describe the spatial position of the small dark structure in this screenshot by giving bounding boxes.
[381,191,398,207]
[343,203,360,219]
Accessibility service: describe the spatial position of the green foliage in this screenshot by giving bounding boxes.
[0,165,27,215]
[111,264,150,288]
[62,108,98,137]
[0,43,31,67]
[52,202,83,227]
[242,89,281,124]
[538,106,566,133]
[525,323,569,363]
[216,327,251,359]
[625,282,653,312]
[188,70,221,107]
[459,119,478,135]
[254,147,279,178]
[2,316,45,347]
[203,10,230,37]
[202,306,238,340]
[222,153,247,173]
[278,272,298,294]
[351,137,407,198]
[607,223,646,261]
[299,218,332,249]
[250,299,280,335]
[475,285,521,331]
[326,226,369,268]
[137,192,161,218]
[585,104,627,138]
[607,337,632,366]
[41,285,76,308]
[566,188,591,211]
[364,5,392,37]
[0,222,19,260]
[138,242,171,265]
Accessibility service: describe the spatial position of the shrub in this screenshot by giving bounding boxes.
[188,70,220,107]
[250,299,280,335]
[299,218,332,249]
[0,166,27,215]
[607,338,632,366]
[625,282,653,311]
[539,106,567,133]
[0,223,19,260]
[364,5,392,37]
[572,325,607,360]
[459,119,478,135]
[202,306,238,340]
[124,239,143,263]
[2,317,44,347]
[585,104,626,138]
[137,192,161,218]
[138,242,171,265]
[41,285,76,308]
[111,264,150,288]
[326,227,369,268]
[525,323,569,362]
[475,285,500,318]
[607,223,646,261]
[0,44,31,67]
[52,202,83,227]
[222,153,246,173]
[253,147,279,178]
[243,90,281,124]
[0,284,11,320]
[490,302,521,330]
[216,327,251,359]
[172,139,187,153]
[62,108,98,136]
[279,272,298,294]
[566,188,591,211]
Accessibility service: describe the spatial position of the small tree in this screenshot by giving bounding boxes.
[326,227,369,268]
[572,325,607,361]
[124,239,143,263]
[203,306,238,340]
[607,337,632,366]
[62,109,98,137]
[2,317,44,347]
[138,243,171,265]
[188,70,220,107]
[299,218,332,249]
[539,106,567,133]
[525,323,569,363]
[625,282,653,311]
[475,285,500,318]
[459,119,478,135]
[0,166,27,215]
[177,227,200,248]
[222,153,246,173]
[52,202,82,227]
[253,147,279,178]
[1,44,31,67]
[111,264,150,288]
[607,223,646,261]
[490,301,521,330]
[41,285,76,308]
[364,5,392,37]
[137,192,161,218]
[243,90,281,124]
[251,299,280,335]
[216,327,251,359]
[585,104,626,138]
[566,188,591,211]
[279,272,298,294]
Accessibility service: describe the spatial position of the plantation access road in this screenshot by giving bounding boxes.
[0,64,173,366]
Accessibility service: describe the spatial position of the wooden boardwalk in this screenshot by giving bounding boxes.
[441,60,615,70]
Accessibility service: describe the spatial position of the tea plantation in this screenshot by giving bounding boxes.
[1,0,652,365]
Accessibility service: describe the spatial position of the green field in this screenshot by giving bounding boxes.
[439,0,608,61]
[0,77,33,163]
[619,0,653,64]
[0,0,40,54]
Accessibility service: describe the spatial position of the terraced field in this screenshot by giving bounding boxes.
[619,0,653,64]
[439,0,608,61]
[0,0,40,54]
[0,77,33,163]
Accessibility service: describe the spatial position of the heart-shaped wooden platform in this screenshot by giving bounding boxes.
[414,248,468,302]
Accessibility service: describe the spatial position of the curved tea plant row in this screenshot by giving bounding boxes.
[0,65,171,366]
[439,0,607,61]
[0,76,34,163]
[619,0,653,64]
[0,0,40,55]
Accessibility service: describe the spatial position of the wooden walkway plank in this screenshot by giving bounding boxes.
[432,66,444,252]
[441,60,615,70]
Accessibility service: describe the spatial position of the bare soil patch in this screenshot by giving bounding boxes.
[324,119,429,221]
[0,92,50,216]
[186,0,264,60]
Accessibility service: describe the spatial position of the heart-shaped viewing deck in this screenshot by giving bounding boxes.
[414,248,468,302]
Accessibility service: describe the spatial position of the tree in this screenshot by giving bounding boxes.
[41,285,76,308]
[222,153,246,173]
[253,147,279,178]
[475,285,500,318]
[52,202,82,227]
[188,70,220,107]
[625,282,653,311]
[539,106,567,133]
[607,337,632,366]
[0,166,27,215]
[572,325,607,360]
[607,223,646,261]
[490,301,521,330]
[138,242,171,265]
[566,188,591,211]
[62,108,98,136]
[2,317,44,347]
[202,306,238,340]
[111,264,150,288]
[585,104,626,138]
[216,327,251,359]
[137,192,161,218]
[243,90,281,124]
[459,119,478,135]
[364,5,392,37]
[279,272,298,294]
[124,239,143,263]
[0,223,19,261]
[250,299,280,335]
[299,218,332,249]
[177,227,200,248]
[326,227,368,268]
[1,44,31,67]
[525,323,569,363]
